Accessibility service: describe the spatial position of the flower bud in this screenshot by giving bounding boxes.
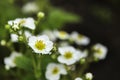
[0,40,6,46]
[85,72,93,80]
[18,36,24,41]
[5,25,10,30]
[37,12,45,18]
[80,58,86,64]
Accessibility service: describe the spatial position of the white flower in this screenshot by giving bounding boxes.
[42,30,56,41]
[75,77,83,80]
[21,17,35,30]
[82,50,88,58]
[22,2,39,14]
[4,51,22,70]
[85,72,93,80]
[55,30,69,40]
[92,43,108,60]
[24,30,32,39]
[28,35,53,54]
[10,34,18,42]
[70,31,90,46]
[57,46,84,65]
[59,41,69,47]
[8,17,35,30]
[8,19,20,30]
[45,63,67,80]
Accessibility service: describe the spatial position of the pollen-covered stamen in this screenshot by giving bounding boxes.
[60,31,66,35]
[78,34,84,40]
[35,40,46,50]
[52,67,59,75]
[59,31,67,37]
[20,20,26,24]
[94,48,102,55]
[64,51,73,59]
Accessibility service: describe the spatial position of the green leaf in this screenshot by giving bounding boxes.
[22,74,36,80]
[40,8,80,30]
[14,55,33,71]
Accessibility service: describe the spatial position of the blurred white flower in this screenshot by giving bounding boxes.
[24,30,32,39]
[75,77,83,80]
[59,41,69,47]
[28,35,53,54]
[70,31,90,46]
[4,51,22,70]
[55,30,69,40]
[93,43,108,60]
[45,63,67,80]
[22,2,39,14]
[21,17,35,30]
[8,17,35,30]
[85,72,93,80]
[42,30,56,41]
[10,34,18,42]
[58,46,84,65]
[82,50,88,58]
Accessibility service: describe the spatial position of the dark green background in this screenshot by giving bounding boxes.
[51,0,120,80]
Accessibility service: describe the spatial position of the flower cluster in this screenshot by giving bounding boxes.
[2,12,108,80]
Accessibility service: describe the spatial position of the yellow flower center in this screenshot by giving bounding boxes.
[35,40,46,50]
[52,67,59,75]
[96,49,102,55]
[78,34,84,40]
[20,20,26,24]
[59,31,67,37]
[64,51,73,59]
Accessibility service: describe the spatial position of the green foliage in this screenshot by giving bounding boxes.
[22,74,36,80]
[0,0,22,26]
[14,55,33,71]
[40,9,80,30]
[92,6,112,23]
[0,0,23,41]
[0,28,8,40]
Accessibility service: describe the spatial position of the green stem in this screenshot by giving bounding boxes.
[78,56,94,76]
[79,62,89,76]
[36,54,42,79]
[31,53,38,80]
[31,53,42,80]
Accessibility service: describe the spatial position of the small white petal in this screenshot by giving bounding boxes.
[42,30,57,41]
[75,77,83,80]
[24,31,32,39]
[11,34,18,42]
